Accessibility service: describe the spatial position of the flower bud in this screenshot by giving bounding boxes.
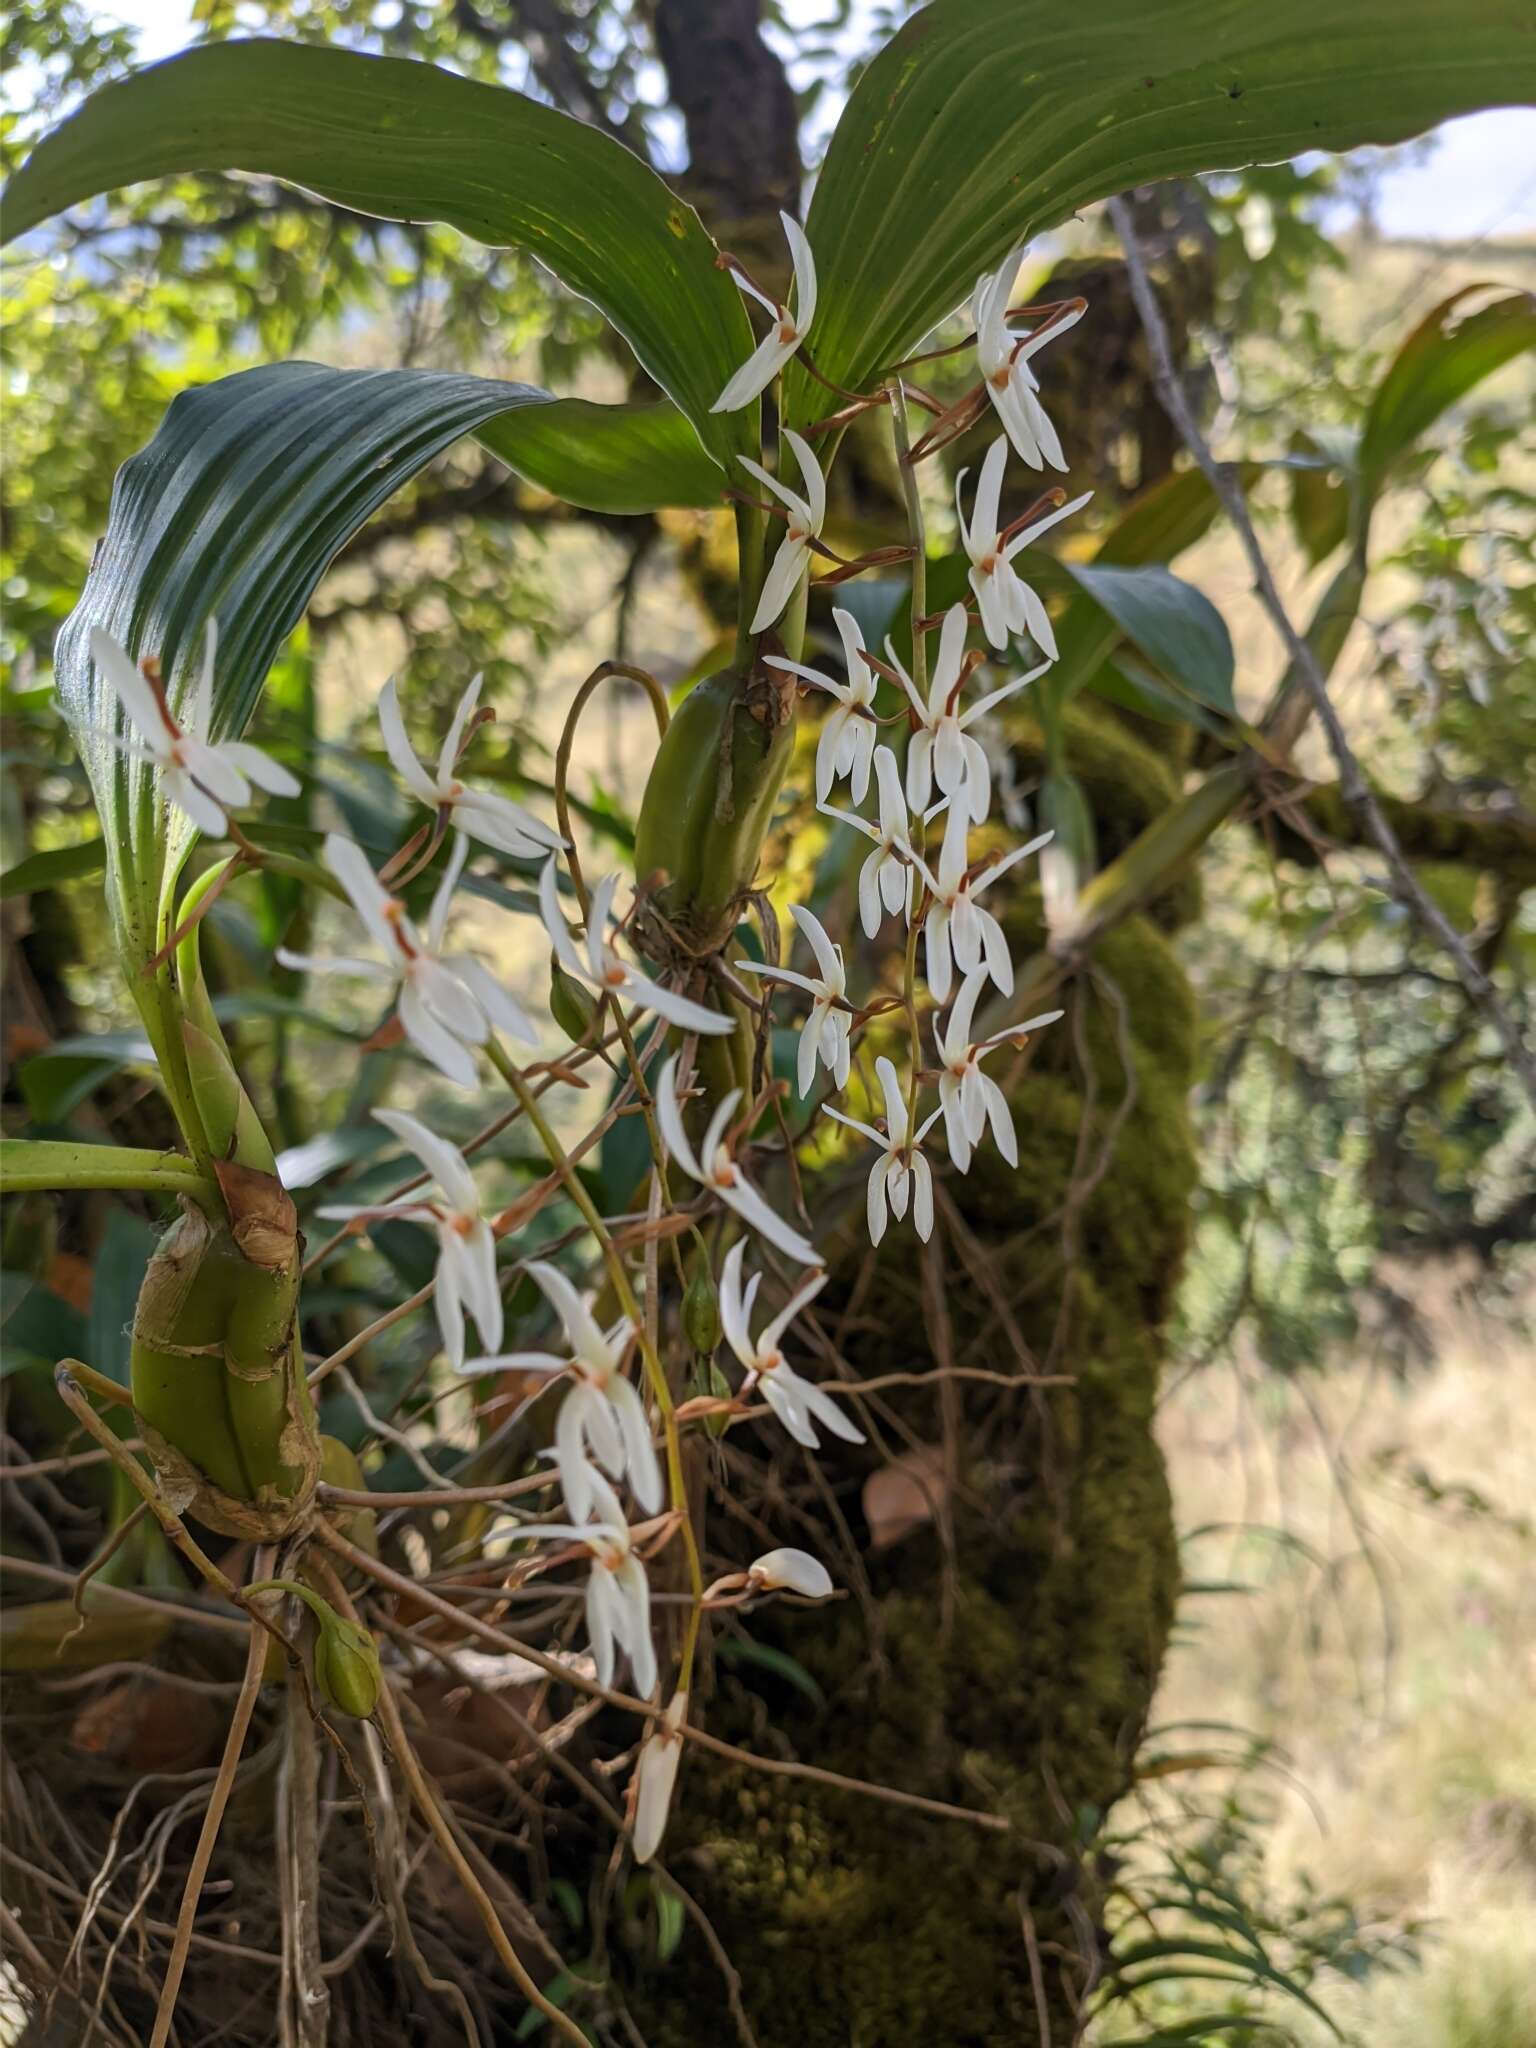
[687,1358,734,1441]
[312,1608,382,1720]
[681,1257,721,1357]
[248,1579,382,1718]
[749,1547,833,1599]
[549,954,599,1043]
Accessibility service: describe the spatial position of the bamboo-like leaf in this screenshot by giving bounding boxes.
[788,0,1534,417]
[1112,1934,1342,2035]
[2,38,754,465]
[1356,283,1536,530]
[1287,427,1359,568]
[0,839,106,898]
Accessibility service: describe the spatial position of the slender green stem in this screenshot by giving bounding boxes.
[888,377,931,1123]
[732,498,768,670]
[485,1041,705,1683]
[551,668,689,1293]
[304,1564,587,2047]
[887,378,929,702]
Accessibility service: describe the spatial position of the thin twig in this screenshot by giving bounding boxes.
[148,1598,269,2048]
[1107,193,1536,1113]
[317,1523,1010,1834]
[308,1560,588,2046]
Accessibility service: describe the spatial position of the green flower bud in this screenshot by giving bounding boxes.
[691,1358,735,1441]
[549,954,599,1043]
[312,1610,382,1720]
[248,1579,382,1719]
[682,1257,721,1357]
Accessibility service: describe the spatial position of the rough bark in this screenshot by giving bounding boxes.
[653,0,802,262]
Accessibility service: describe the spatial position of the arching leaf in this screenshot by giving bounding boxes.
[53,361,695,964]
[2,37,755,466]
[1356,283,1536,519]
[788,0,1535,417]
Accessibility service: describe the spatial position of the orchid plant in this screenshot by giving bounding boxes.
[5,6,1522,2040]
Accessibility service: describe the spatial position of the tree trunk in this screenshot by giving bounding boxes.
[635,705,1198,2043]
[653,0,803,261]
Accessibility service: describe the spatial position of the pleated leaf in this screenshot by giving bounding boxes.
[787,0,1535,418]
[53,360,697,961]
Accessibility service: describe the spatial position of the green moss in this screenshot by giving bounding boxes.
[633,884,1198,2040]
[628,668,1211,2039]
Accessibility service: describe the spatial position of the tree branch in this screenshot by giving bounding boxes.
[1108,192,1536,1115]
[1293,783,1536,888]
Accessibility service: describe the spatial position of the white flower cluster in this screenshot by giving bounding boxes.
[79,218,1085,1869]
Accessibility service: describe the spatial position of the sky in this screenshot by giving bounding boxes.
[60,2,1536,244]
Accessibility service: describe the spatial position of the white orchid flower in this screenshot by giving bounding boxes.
[887,603,1050,826]
[656,1055,822,1267]
[512,1471,656,1697]
[910,804,1052,1004]
[749,1548,833,1599]
[742,429,826,635]
[632,1689,688,1864]
[934,970,1063,1172]
[318,1109,501,1369]
[955,440,1093,655]
[973,249,1084,472]
[277,831,536,1087]
[819,746,938,939]
[89,620,299,837]
[378,673,563,860]
[711,210,818,414]
[823,1054,942,1247]
[719,1240,861,1450]
[763,607,878,804]
[464,1258,661,1524]
[537,856,732,1038]
[735,903,851,1099]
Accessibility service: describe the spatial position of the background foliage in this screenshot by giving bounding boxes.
[2,2,1533,2041]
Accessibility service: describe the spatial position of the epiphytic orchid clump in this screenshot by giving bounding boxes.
[38,199,1078,1983]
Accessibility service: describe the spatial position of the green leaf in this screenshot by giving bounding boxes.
[654,1882,686,1963]
[1287,426,1359,567]
[1038,559,1234,731]
[1088,656,1230,739]
[1112,1936,1342,2036]
[1022,464,1251,729]
[54,360,683,968]
[1356,283,1536,517]
[1039,769,1096,880]
[1090,466,1236,571]
[2,38,753,466]
[1,1272,89,1380]
[475,399,722,515]
[17,1050,127,1125]
[1060,562,1234,715]
[789,0,1535,417]
[0,1137,211,1202]
[0,838,106,898]
[715,1633,826,1707]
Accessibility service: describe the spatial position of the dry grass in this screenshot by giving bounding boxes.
[1149,1264,1536,2045]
